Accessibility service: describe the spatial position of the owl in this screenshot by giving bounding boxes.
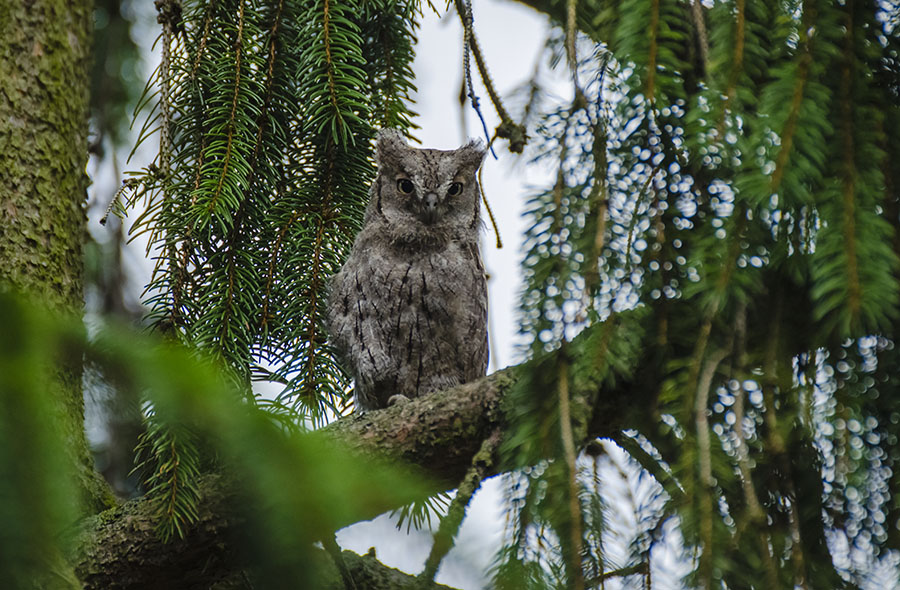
[326,130,489,411]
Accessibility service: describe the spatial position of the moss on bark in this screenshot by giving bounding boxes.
[0,0,113,512]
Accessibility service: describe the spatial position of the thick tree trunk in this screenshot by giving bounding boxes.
[0,0,112,512]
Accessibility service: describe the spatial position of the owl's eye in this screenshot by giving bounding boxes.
[447,182,463,197]
[397,179,414,194]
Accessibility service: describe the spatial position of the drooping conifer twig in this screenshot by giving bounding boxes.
[731,304,780,588]
[453,0,527,154]
[556,352,585,590]
[477,157,503,249]
[458,0,495,158]
[623,164,662,275]
[578,51,610,303]
[418,430,501,586]
[838,2,862,322]
[760,294,810,590]
[153,0,177,178]
[694,348,728,590]
[565,0,580,92]
[646,0,660,104]
[690,0,709,78]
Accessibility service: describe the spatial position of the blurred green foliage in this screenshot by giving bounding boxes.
[0,291,429,586]
[0,295,81,588]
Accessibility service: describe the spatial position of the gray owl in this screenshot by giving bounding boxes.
[326,130,489,411]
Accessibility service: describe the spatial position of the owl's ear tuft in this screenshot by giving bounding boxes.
[375,129,409,167]
[455,139,488,171]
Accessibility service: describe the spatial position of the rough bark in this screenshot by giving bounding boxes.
[0,1,90,314]
[69,476,457,590]
[0,0,113,512]
[319,369,518,490]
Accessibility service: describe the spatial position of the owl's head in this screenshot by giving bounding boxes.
[373,129,487,231]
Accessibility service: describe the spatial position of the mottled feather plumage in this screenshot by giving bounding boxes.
[327,130,489,411]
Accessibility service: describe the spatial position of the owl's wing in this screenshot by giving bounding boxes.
[463,241,490,379]
[325,266,355,355]
[326,248,402,410]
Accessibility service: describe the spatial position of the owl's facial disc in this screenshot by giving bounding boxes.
[394,173,443,225]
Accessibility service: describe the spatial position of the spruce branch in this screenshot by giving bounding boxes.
[690,0,709,78]
[837,1,862,325]
[71,311,659,587]
[205,2,245,216]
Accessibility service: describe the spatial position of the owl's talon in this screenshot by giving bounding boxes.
[387,394,410,407]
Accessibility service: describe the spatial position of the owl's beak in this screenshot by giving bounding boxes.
[423,192,439,223]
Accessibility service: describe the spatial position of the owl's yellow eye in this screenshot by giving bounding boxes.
[397,179,414,194]
[447,182,463,197]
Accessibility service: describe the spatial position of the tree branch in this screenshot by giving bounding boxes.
[69,474,459,590]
